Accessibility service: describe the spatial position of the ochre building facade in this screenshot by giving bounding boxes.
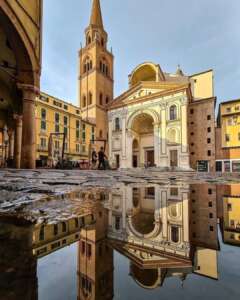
[36,92,95,166]
[216,99,240,172]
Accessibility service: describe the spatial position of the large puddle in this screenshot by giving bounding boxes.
[0,181,240,299]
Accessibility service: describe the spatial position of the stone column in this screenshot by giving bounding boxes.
[14,115,23,169]
[8,129,14,160]
[125,130,133,168]
[18,84,39,169]
[160,105,167,155]
[182,191,189,243]
[108,118,113,162]
[161,189,168,239]
[154,123,160,166]
[121,116,127,159]
[181,101,188,153]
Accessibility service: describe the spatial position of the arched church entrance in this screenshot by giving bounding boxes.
[131,113,155,167]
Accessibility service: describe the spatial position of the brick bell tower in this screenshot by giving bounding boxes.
[78,0,114,143]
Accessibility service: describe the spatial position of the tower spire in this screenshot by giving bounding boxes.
[90,0,104,28]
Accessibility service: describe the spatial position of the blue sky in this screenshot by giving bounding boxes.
[41,0,240,107]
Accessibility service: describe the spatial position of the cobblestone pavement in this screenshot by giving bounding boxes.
[0,168,239,221]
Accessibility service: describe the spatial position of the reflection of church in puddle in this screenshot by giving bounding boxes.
[105,184,219,289]
[0,184,221,299]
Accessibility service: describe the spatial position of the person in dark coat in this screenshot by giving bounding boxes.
[98,147,107,170]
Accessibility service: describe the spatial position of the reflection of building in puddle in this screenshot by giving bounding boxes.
[107,185,190,258]
[77,203,114,300]
[217,184,240,246]
[105,184,219,288]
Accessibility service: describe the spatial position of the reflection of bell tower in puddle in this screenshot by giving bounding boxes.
[105,183,219,287]
[77,202,114,300]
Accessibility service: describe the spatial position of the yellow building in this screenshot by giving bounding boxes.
[36,92,96,166]
[223,194,240,246]
[216,99,240,172]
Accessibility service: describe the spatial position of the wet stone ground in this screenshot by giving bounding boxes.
[0,168,240,222]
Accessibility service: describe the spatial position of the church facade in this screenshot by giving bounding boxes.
[79,0,216,171]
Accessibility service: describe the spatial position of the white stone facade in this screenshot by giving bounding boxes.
[108,91,190,169]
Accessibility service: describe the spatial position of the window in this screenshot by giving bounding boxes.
[209,226,214,232]
[62,222,67,232]
[227,203,232,211]
[76,120,80,139]
[216,161,222,172]
[115,118,120,131]
[171,226,179,243]
[40,138,47,148]
[53,224,58,236]
[76,144,80,153]
[55,113,60,133]
[190,109,194,114]
[39,226,45,241]
[91,126,95,141]
[75,218,79,228]
[207,115,211,120]
[64,104,68,110]
[99,130,103,138]
[232,161,240,172]
[89,92,93,105]
[82,124,86,143]
[236,106,240,111]
[170,105,177,120]
[226,107,231,112]
[224,161,231,172]
[41,120,46,131]
[207,138,211,144]
[115,216,121,230]
[41,108,46,119]
[99,93,103,105]
[208,150,211,156]
[225,134,230,142]
[82,95,87,107]
[207,127,211,133]
[228,118,233,126]
[106,96,109,104]
[208,188,212,195]
[81,241,86,255]
[87,244,92,258]
[170,187,178,196]
[209,201,213,207]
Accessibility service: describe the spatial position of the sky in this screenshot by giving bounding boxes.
[41,0,240,107]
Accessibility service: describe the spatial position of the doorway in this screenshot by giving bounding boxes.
[115,154,120,169]
[133,155,138,168]
[170,150,178,167]
[146,150,155,167]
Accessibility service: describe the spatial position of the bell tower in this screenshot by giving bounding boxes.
[78,0,114,142]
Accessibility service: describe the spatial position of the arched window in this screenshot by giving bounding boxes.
[106,96,109,104]
[89,92,93,105]
[83,57,92,73]
[99,93,103,105]
[84,64,87,73]
[89,60,92,70]
[170,105,177,120]
[82,95,87,107]
[101,38,104,47]
[88,36,91,45]
[171,226,179,243]
[115,118,120,131]
[102,64,106,74]
[100,61,102,71]
[99,130,103,138]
